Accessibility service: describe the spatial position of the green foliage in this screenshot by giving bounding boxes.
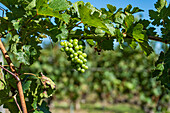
[153,48,170,89]
[0,0,169,112]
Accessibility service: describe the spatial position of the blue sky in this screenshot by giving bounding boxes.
[70,0,160,20]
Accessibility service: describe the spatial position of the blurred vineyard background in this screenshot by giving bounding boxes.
[10,41,168,113]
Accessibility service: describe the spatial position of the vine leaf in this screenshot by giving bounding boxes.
[37,101,51,113]
[36,0,70,23]
[154,0,167,12]
[152,48,170,89]
[74,1,115,35]
[107,4,116,13]
[139,41,153,56]
[132,23,147,42]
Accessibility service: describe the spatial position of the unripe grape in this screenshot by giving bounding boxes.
[82,53,87,57]
[83,59,87,63]
[70,54,74,58]
[65,47,69,51]
[77,59,81,63]
[68,43,73,48]
[71,58,75,62]
[73,41,78,46]
[79,55,84,60]
[75,46,79,51]
[77,51,82,55]
[60,42,64,46]
[73,39,78,42]
[79,60,83,64]
[81,69,85,73]
[74,56,78,60]
[69,48,74,53]
[69,39,73,43]
[84,66,88,70]
[64,42,67,47]
[74,53,78,56]
[60,47,65,52]
[79,45,83,49]
[77,67,81,71]
[82,64,86,68]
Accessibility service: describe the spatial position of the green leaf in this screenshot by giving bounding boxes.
[115,29,124,49]
[154,0,167,12]
[139,41,153,56]
[107,4,116,13]
[87,39,95,47]
[37,101,51,113]
[25,0,36,10]
[124,4,132,13]
[36,0,70,23]
[132,23,147,42]
[75,2,105,29]
[48,0,70,11]
[22,81,32,93]
[114,12,126,24]
[131,7,144,14]
[124,15,134,32]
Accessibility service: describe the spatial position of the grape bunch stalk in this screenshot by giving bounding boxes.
[60,39,88,73]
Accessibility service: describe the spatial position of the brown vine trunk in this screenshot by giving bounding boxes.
[0,39,28,113]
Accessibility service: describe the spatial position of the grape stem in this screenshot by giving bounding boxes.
[69,21,82,33]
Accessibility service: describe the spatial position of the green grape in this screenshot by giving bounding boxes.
[82,64,86,68]
[70,54,74,58]
[79,45,83,49]
[60,42,64,46]
[82,53,87,57]
[73,41,78,46]
[69,48,74,53]
[77,51,82,55]
[71,58,75,62]
[77,67,81,71]
[77,59,81,63]
[84,66,88,70]
[79,55,84,60]
[80,60,83,64]
[74,53,78,56]
[75,46,79,51]
[65,47,69,51]
[69,39,73,43]
[60,47,65,52]
[83,59,87,63]
[64,42,67,47]
[68,43,73,48]
[74,56,78,60]
[73,39,78,42]
[81,69,85,73]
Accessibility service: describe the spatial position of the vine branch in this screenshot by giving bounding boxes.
[0,38,28,113]
[0,64,20,81]
[68,34,169,44]
[13,94,23,113]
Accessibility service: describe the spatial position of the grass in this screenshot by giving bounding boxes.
[50,101,144,113]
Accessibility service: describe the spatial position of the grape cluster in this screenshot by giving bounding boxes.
[60,39,88,73]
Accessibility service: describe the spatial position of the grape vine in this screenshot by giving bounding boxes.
[0,0,169,112]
